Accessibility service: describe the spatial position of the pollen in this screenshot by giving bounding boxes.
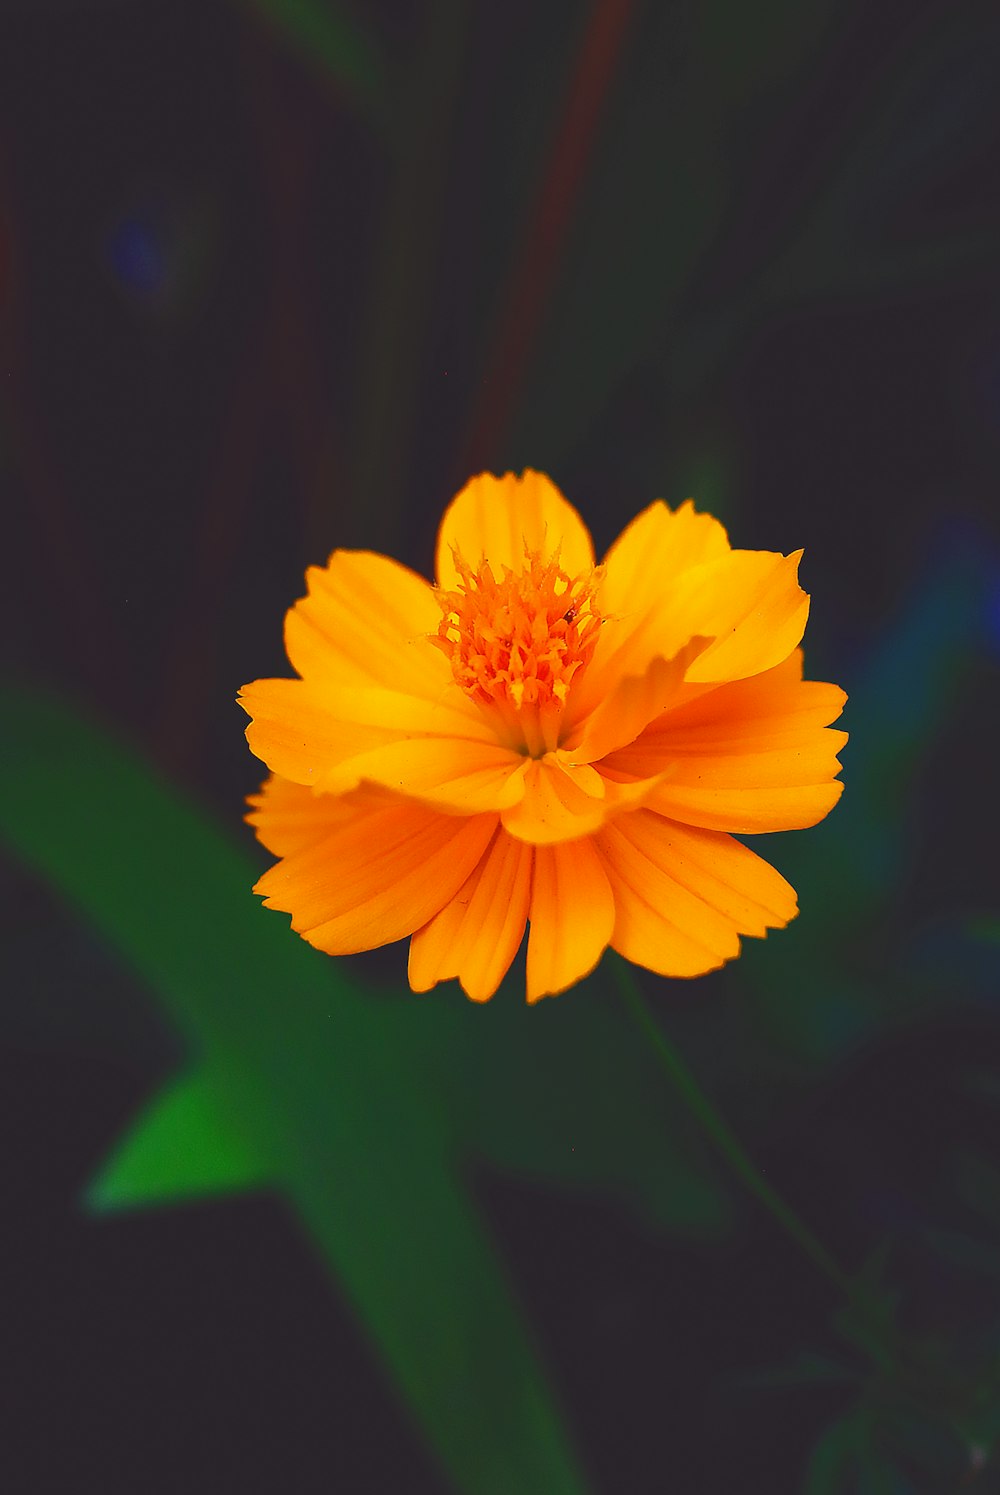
[432,547,603,755]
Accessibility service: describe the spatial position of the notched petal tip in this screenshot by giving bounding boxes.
[435,469,595,591]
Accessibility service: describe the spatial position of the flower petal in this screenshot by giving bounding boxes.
[563,638,710,762]
[254,799,498,955]
[616,652,848,832]
[435,470,595,588]
[500,755,661,845]
[239,677,524,809]
[595,811,798,978]
[240,677,394,785]
[599,499,731,618]
[284,549,447,695]
[246,773,381,856]
[526,837,615,1003]
[681,549,810,683]
[408,829,533,1002]
[572,543,809,726]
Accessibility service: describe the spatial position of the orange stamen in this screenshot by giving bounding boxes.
[432,547,602,755]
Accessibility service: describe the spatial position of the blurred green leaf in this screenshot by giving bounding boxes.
[86,1065,272,1212]
[0,682,592,1495]
[805,1410,866,1494]
[969,916,1000,947]
[242,0,389,135]
[806,1410,916,1495]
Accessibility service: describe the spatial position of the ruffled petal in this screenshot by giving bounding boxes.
[563,638,709,762]
[599,499,731,617]
[500,755,663,845]
[408,828,533,1002]
[239,677,524,809]
[246,773,381,856]
[436,470,595,589]
[571,543,809,726]
[682,550,810,684]
[526,837,615,1003]
[284,549,447,695]
[610,651,848,832]
[254,799,498,955]
[595,811,798,978]
[240,677,393,785]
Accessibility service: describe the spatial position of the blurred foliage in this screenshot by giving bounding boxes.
[242,0,390,133]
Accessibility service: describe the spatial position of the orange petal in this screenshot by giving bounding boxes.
[595,811,798,978]
[499,757,602,843]
[573,543,809,724]
[649,777,844,833]
[239,676,524,809]
[408,829,533,1002]
[565,500,727,723]
[563,637,710,762]
[246,773,382,856]
[681,549,810,683]
[599,499,731,618]
[526,837,615,1003]
[284,549,447,695]
[610,652,848,832]
[254,800,498,955]
[435,470,595,588]
[239,677,393,785]
[499,755,662,844]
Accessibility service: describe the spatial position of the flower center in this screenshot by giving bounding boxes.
[432,547,602,755]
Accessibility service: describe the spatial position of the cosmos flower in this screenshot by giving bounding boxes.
[239,471,846,1003]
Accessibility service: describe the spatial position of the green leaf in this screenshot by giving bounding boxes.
[968,916,1000,947]
[85,1065,272,1212]
[241,0,389,136]
[0,682,592,1495]
[805,1411,865,1494]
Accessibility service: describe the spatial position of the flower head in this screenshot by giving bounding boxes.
[239,470,846,1003]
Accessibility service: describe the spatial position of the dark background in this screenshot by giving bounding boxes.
[3,0,1000,1490]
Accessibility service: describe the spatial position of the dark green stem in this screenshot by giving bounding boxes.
[612,956,894,1370]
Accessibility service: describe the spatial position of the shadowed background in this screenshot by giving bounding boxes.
[2,0,999,1491]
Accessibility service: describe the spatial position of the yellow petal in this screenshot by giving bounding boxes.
[499,755,661,845]
[610,652,848,832]
[342,739,528,811]
[435,470,595,589]
[246,773,382,856]
[598,499,731,619]
[595,811,798,978]
[681,549,810,683]
[240,677,393,785]
[254,800,498,955]
[526,837,615,1003]
[239,677,524,809]
[284,549,447,694]
[563,637,710,762]
[572,543,809,724]
[649,777,844,833]
[408,829,533,1002]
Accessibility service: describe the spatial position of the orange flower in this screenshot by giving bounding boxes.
[239,471,846,1003]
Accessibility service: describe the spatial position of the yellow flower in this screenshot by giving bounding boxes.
[239,471,846,1003]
